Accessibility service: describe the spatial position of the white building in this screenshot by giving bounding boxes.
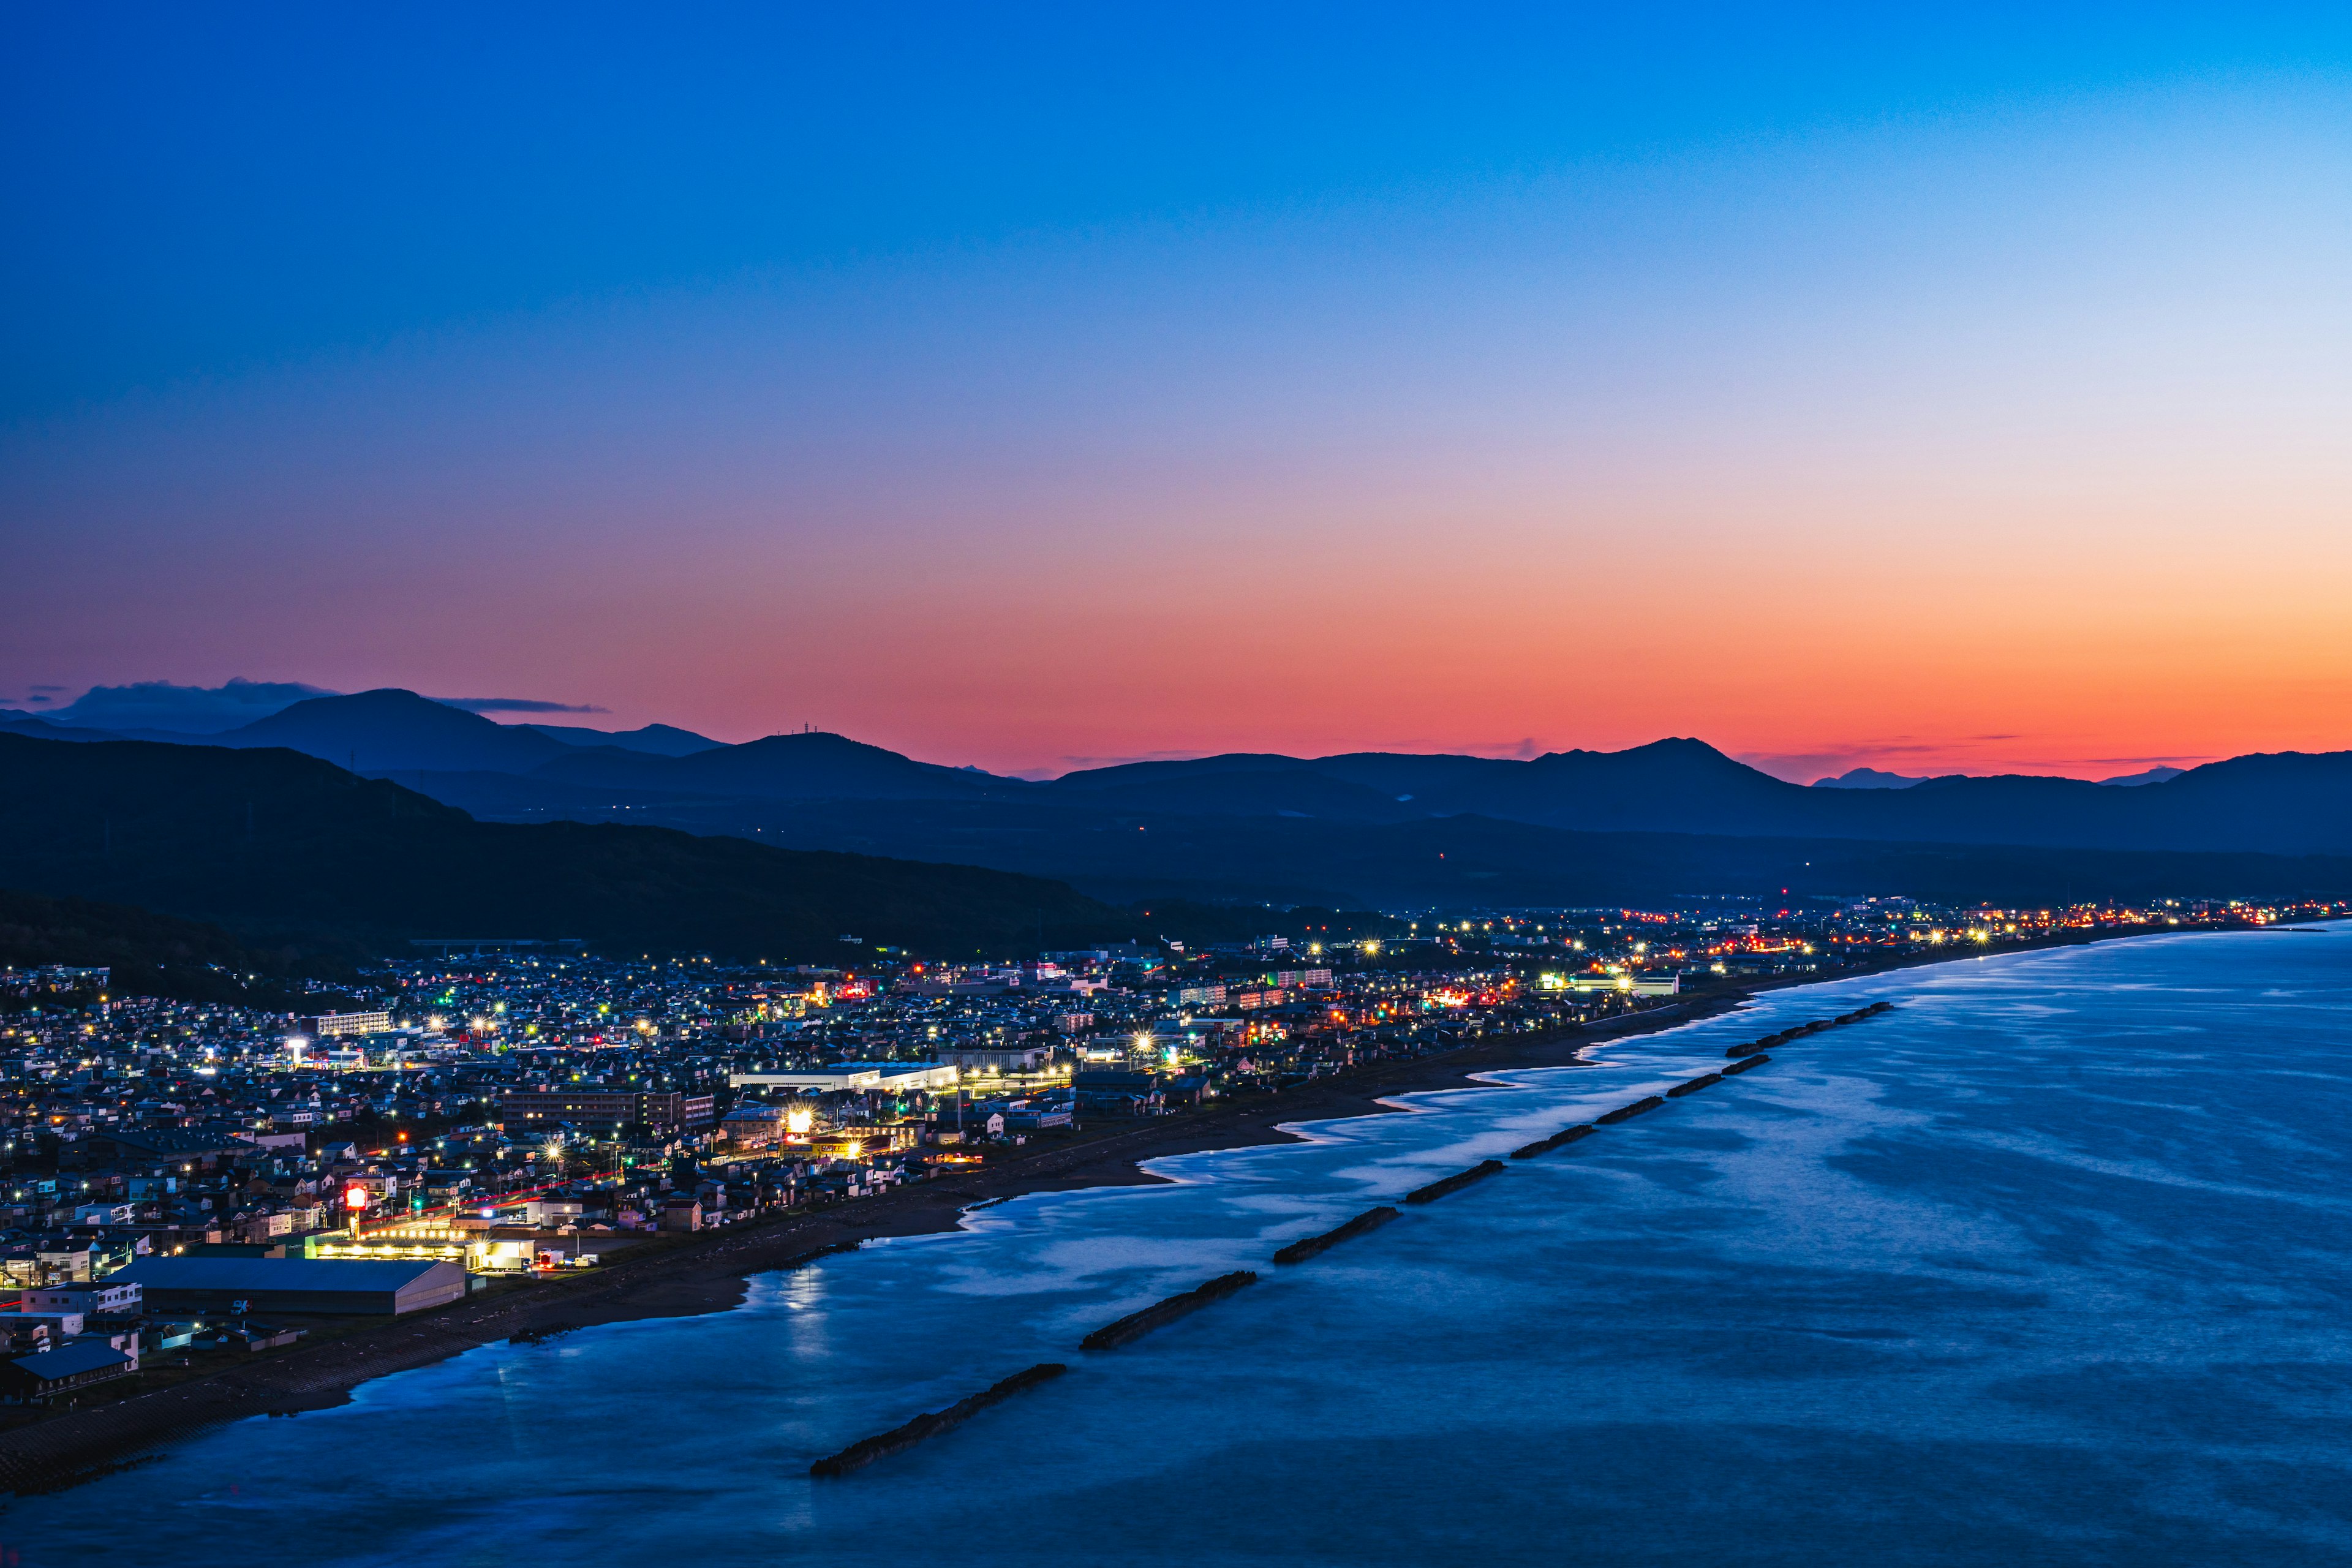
[929,1044,1055,1074]
[303,1011,392,1038]
[728,1062,960,1093]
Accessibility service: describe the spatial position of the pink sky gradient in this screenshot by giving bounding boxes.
[6,82,2347,783]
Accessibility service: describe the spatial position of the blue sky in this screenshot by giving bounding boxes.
[4,4,2349,777]
[12,3,2343,416]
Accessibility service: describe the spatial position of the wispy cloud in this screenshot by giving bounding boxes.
[437,696,609,715]
[49,677,333,731]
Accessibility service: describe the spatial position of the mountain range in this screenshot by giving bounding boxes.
[13,688,2345,854]
[4,691,2352,930]
[78,688,2344,858]
[4,689,2348,927]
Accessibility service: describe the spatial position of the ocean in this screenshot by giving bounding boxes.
[9,925,2351,1566]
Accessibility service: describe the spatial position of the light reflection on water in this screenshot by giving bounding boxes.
[9,927,2352,1567]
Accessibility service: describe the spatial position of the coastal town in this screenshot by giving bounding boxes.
[0,893,2332,1427]
[17,2,2352,1550]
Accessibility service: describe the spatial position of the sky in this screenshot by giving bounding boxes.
[4,4,2349,781]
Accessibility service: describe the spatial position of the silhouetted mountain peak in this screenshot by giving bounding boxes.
[219,688,570,774]
[2097,766,2185,787]
[1495,738,1776,798]
[1547,735,1722,761]
[520,721,723,756]
[530,727,1018,801]
[1813,767,1926,790]
[1050,752,1314,790]
[232,687,470,734]
[736,729,897,758]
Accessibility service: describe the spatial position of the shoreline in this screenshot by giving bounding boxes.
[0,921,2261,1494]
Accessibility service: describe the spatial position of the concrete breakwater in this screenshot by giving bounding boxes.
[1405,1159,1507,1205]
[818,1265,1264,1474]
[1512,1123,1595,1159]
[1273,1207,1400,1265]
[804,993,1841,1477]
[1082,1272,1259,1351]
[1726,999,1893,1058]
[809,1362,1068,1477]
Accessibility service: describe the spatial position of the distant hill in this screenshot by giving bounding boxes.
[1042,766,1420,821]
[519,721,723,756]
[0,734,1127,959]
[1049,737,2352,855]
[213,688,573,774]
[0,887,360,1009]
[1053,739,1831,831]
[530,729,1016,800]
[0,713,119,744]
[1054,748,1517,801]
[1813,768,1926,790]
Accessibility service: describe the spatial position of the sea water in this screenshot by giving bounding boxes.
[7,926,2351,1567]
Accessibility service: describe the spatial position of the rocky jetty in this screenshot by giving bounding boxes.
[1081,1272,1259,1351]
[1273,1206,1401,1264]
[1404,1159,1507,1205]
[810,1362,1068,1477]
[1511,1123,1596,1159]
